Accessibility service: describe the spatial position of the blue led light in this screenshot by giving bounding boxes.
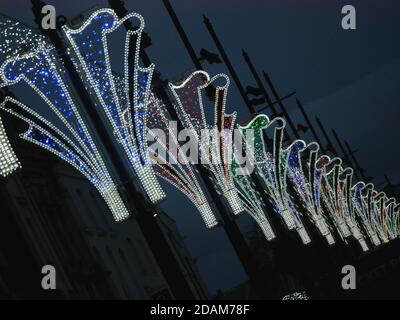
[4,52,92,150]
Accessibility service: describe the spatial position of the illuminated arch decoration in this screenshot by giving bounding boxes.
[0,14,43,178]
[366,189,389,243]
[351,182,381,247]
[286,141,335,245]
[62,8,165,204]
[382,197,397,240]
[0,42,129,222]
[391,204,400,238]
[337,168,369,251]
[238,114,312,244]
[320,158,352,240]
[239,115,295,228]
[169,71,243,215]
[0,16,45,60]
[321,159,369,250]
[146,95,217,228]
[232,155,275,241]
[0,113,20,177]
[374,192,396,242]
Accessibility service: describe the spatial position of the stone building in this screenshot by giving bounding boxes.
[0,109,208,299]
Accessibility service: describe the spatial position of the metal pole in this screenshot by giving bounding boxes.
[344,140,366,181]
[262,71,300,139]
[203,15,255,114]
[315,116,337,157]
[331,129,358,178]
[241,49,278,116]
[162,0,203,70]
[295,99,325,153]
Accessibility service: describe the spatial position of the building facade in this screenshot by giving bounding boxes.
[0,111,208,299]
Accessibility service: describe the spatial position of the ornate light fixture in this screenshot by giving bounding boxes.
[286,141,335,245]
[391,203,400,238]
[0,16,39,178]
[146,94,218,228]
[0,36,130,221]
[374,192,395,243]
[169,71,243,215]
[62,9,165,204]
[232,159,276,241]
[367,188,389,243]
[337,167,369,251]
[319,158,370,250]
[382,196,397,240]
[238,114,311,244]
[320,158,353,240]
[351,182,382,246]
[0,113,20,177]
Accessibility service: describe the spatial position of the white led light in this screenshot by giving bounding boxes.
[259,218,276,241]
[326,234,336,246]
[0,114,21,177]
[280,208,297,230]
[359,238,369,252]
[282,291,309,300]
[297,227,311,245]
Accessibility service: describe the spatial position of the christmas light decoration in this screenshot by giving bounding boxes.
[231,131,276,241]
[320,158,352,240]
[383,197,397,240]
[367,189,389,243]
[337,168,369,251]
[0,16,38,177]
[392,204,400,238]
[169,71,243,214]
[146,95,218,228]
[374,192,395,242]
[1,99,130,221]
[0,16,45,60]
[232,160,276,241]
[239,114,311,244]
[62,8,165,204]
[1,9,397,253]
[286,141,335,245]
[0,113,20,177]
[322,160,380,250]
[373,193,389,243]
[351,182,381,246]
[282,291,309,300]
[239,115,293,227]
[0,37,130,221]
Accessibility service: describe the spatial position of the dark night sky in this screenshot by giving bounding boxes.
[1,0,400,295]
